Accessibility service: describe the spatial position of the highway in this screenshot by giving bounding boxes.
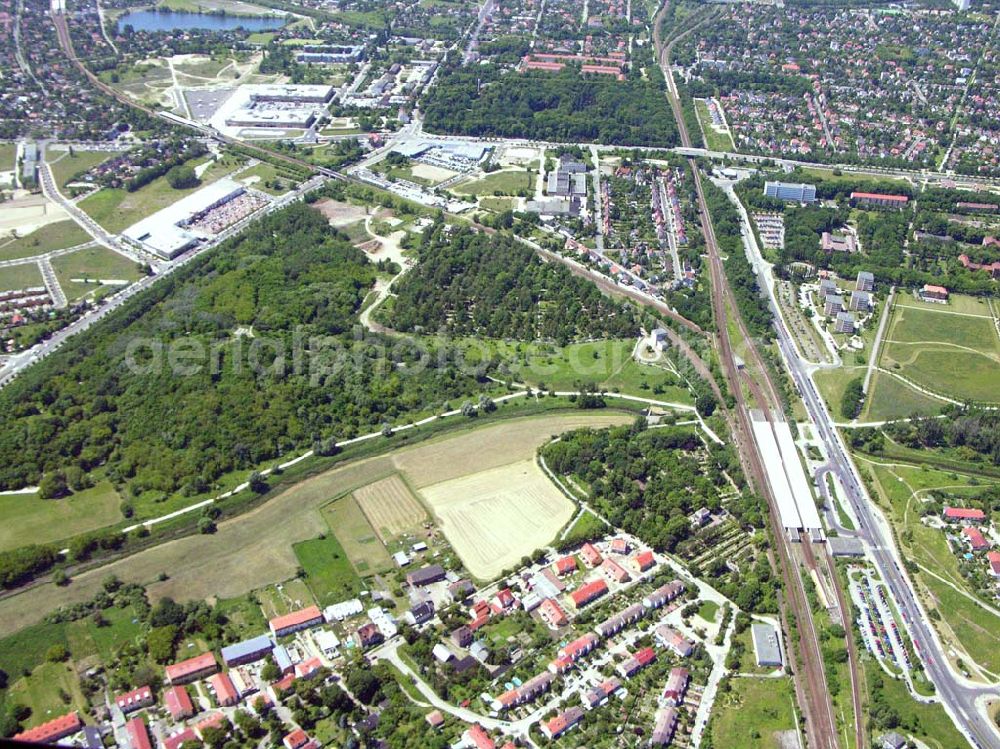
[725,178,1000,749]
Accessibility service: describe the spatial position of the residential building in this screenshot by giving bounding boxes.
[879,732,907,749]
[448,579,475,601]
[835,311,855,334]
[464,723,496,749]
[166,652,218,685]
[125,716,153,749]
[651,707,678,745]
[558,632,599,662]
[542,706,584,740]
[554,555,577,576]
[406,564,446,587]
[920,284,949,303]
[987,551,1000,577]
[270,606,324,638]
[451,625,473,647]
[958,253,1000,279]
[13,711,83,744]
[850,192,909,208]
[764,181,817,203]
[221,634,274,666]
[538,598,569,628]
[963,526,989,552]
[617,647,656,678]
[355,622,384,649]
[406,600,435,626]
[943,507,986,523]
[821,232,857,253]
[661,667,690,707]
[165,728,199,749]
[595,603,645,638]
[611,538,630,554]
[283,728,311,749]
[583,677,621,709]
[630,550,655,573]
[655,625,694,657]
[824,294,844,316]
[432,643,454,663]
[425,710,444,730]
[818,278,838,302]
[164,686,195,721]
[751,622,783,667]
[602,556,631,583]
[294,657,322,680]
[209,672,239,707]
[115,686,154,715]
[849,290,871,312]
[580,542,603,567]
[324,599,363,622]
[643,580,685,610]
[856,271,875,292]
[571,578,608,608]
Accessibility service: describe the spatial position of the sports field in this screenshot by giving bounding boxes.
[453,169,534,196]
[875,294,1000,404]
[420,459,575,579]
[353,474,427,543]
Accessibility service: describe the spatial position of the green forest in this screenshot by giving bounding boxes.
[421,64,679,147]
[384,223,639,342]
[0,204,490,500]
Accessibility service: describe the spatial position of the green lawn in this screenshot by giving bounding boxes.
[214,594,268,641]
[479,197,517,212]
[694,99,735,152]
[65,603,145,663]
[0,263,44,293]
[697,599,720,623]
[813,365,866,420]
[0,143,17,172]
[708,676,798,748]
[321,495,393,577]
[0,221,91,262]
[0,480,123,552]
[78,156,231,233]
[293,532,363,606]
[868,664,968,749]
[878,297,1000,404]
[0,619,69,681]
[46,150,120,188]
[452,338,694,404]
[861,370,948,422]
[8,660,88,727]
[234,162,298,195]
[561,509,607,543]
[453,170,535,197]
[51,246,144,301]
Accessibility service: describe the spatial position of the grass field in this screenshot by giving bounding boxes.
[64,603,145,664]
[813,365,866,420]
[8,660,89,727]
[46,150,120,188]
[78,156,231,233]
[478,196,516,212]
[293,532,363,606]
[877,295,1000,404]
[420,459,575,579]
[324,494,394,576]
[256,578,315,620]
[0,221,91,261]
[867,662,968,748]
[353,474,427,543]
[708,676,798,748]
[52,246,144,301]
[213,594,267,641]
[234,161,297,195]
[0,481,123,553]
[698,599,720,623]
[453,170,534,197]
[0,143,16,172]
[860,370,949,422]
[694,99,735,152]
[0,262,44,293]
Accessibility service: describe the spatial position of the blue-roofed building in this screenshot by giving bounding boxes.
[221,634,274,667]
[273,644,294,674]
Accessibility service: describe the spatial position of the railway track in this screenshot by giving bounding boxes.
[654,4,845,748]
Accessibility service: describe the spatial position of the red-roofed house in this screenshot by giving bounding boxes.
[116,685,154,715]
[571,578,608,608]
[988,551,1000,578]
[13,711,83,744]
[126,716,153,749]
[542,706,584,739]
[554,555,577,576]
[580,543,603,568]
[602,557,631,583]
[196,712,228,737]
[962,527,989,552]
[295,657,323,680]
[492,588,517,612]
[920,284,949,303]
[558,632,599,662]
[426,710,444,729]
[611,538,630,554]
[660,667,690,707]
[165,728,199,749]
[850,192,909,208]
[164,685,195,720]
[270,606,323,637]
[548,656,573,674]
[166,652,218,685]
[944,507,986,523]
[630,550,655,573]
[210,672,239,707]
[464,723,496,749]
[284,728,310,749]
[538,598,568,628]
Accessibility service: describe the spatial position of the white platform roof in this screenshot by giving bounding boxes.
[773,418,823,534]
[750,412,801,534]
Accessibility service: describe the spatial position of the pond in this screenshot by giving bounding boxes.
[116,9,285,33]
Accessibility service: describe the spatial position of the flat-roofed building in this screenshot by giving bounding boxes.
[835,311,855,334]
[849,290,871,312]
[856,271,875,292]
[764,181,816,203]
[751,621,783,667]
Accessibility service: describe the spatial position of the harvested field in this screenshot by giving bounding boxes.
[420,459,575,579]
[312,198,368,227]
[392,412,631,488]
[409,163,458,183]
[353,474,427,543]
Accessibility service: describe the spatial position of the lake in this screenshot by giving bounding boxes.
[116,9,286,33]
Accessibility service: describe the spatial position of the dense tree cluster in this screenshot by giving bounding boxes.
[385,223,638,342]
[0,204,490,501]
[884,407,1000,466]
[422,64,679,147]
[840,377,864,420]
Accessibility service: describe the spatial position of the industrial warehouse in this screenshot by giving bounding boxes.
[208,84,336,136]
[121,179,269,259]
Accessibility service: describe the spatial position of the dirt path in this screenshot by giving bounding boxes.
[358,216,411,334]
